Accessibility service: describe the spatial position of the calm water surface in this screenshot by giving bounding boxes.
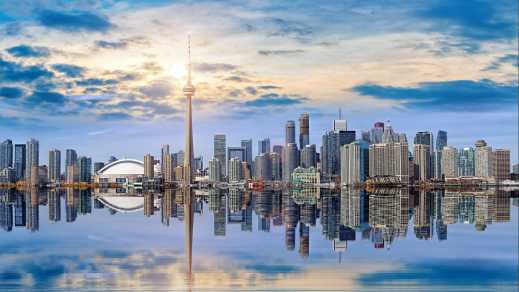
[0,187,517,291]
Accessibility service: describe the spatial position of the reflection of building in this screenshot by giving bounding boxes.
[291,167,320,186]
[48,190,61,222]
[368,188,409,247]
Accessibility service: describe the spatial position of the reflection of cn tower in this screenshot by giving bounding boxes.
[183,187,194,286]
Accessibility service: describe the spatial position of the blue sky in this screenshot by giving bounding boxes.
[0,0,517,164]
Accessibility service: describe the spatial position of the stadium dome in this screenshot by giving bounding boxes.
[97,158,144,175]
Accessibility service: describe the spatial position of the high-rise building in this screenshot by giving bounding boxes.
[382,124,397,143]
[285,121,296,145]
[321,130,355,177]
[300,144,316,168]
[435,130,448,179]
[0,139,13,170]
[368,143,409,182]
[193,156,203,172]
[25,139,39,181]
[66,164,79,184]
[163,154,174,183]
[361,131,371,144]
[161,144,170,177]
[299,113,310,148]
[414,131,434,178]
[227,146,246,171]
[242,161,251,180]
[48,149,61,182]
[93,162,105,174]
[214,134,226,176]
[258,138,271,155]
[208,158,222,182]
[269,152,281,180]
[413,144,430,181]
[340,140,369,186]
[65,149,78,169]
[240,139,253,167]
[14,144,26,180]
[78,156,92,182]
[228,158,243,183]
[458,147,475,176]
[144,154,154,179]
[254,153,272,180]
[333,119,347,132]
[441,146,457,178]
[283,143,299,182]
[475,140,493,178]
[493,149,510,181]
[370,122,384,144]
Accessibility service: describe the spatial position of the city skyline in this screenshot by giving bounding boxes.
[0,1,516,165]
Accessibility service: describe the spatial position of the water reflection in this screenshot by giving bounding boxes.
[0,187,517,290]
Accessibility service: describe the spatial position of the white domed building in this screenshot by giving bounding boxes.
[94,159,144,186]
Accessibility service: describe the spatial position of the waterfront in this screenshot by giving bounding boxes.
[0,187,517,291]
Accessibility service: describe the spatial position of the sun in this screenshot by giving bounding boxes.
[169,63,186,79]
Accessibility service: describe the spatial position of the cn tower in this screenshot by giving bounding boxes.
[183,36,195,186]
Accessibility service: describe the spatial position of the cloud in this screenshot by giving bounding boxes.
[0,86,24,98]
[352,79,517,112]
[95,40,128,49]
[193,63,237,72]
[244,93,308,107]
[6,45,50,58]
[26,91,66,106]
[37,9,113,32]
[138,81,172,98]
[224,76,250,82]
[98,112,132,121]
[51,63,86,77]
[0,58,54,82]
[268,18,313,41]
[483,54,518,71]
[76,78,118,87]
[258,49,305,56]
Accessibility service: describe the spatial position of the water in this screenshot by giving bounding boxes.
[0,187,517,291]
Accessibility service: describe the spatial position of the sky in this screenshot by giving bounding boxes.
[0,0,517,165]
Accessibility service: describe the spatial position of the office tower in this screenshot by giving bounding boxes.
[161,144,170,177]
[254,153,272,180]
[333,119,347,131]
[228,158,243,182]
[66,164,79,184]
[93,162,105,174]
[242,161,251,180]
[382,124,396,143]
[241,139,253,166]
[361,131,371,143]
[193,156,203,172]
[144,154,154,179]
[299,113,310,148]
[48,149,61,182]
[398,133,407,144]
[14,144,26,180]
[78,156,92,182]
[441,146,458,178]
[227,146,245,164]
[282,143,299,182]
[213,134,226,175]
[414,131,434,178]
[321,129,354,177]
[208,158,222,182]
[183,37,195,185]
[258,138,271,155]
[370,122,384,144]
[458,147,475,176]
[513,164,519,174]
[174,166,184,181]
[300,144,316,168]
[475,140,493,177]
[435,130,447,179]
[172,150,184,167]
[493,149,510,181]
[0,139,13,170]
[340,140,369,185]
[285,120,296,145]
[25,139,39,181]
[65,149,78,169]
[163,154,174,183]
[413,144,430,181]
[369,142,409,182]
[269,152,281,180]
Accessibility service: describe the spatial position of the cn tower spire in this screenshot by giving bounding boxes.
[183,35,195,186]
[187,34,192,86]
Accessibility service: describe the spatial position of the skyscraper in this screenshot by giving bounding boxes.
[285,121,296,145]
[414,131,434,179]
[228,147,245,162]
[240,139,253,167]
[300,144,316,168]
[214,134,226,176]
[441,146,457,178]
[458,147,475,176]
[183,36,195,186]
[340,140,369,186]
[333,119,347,132]
[208,158,222,182]
[475,140,493,178]
[258,138,271,155]
[493,149,510,181]
[413,144,430,181]
[0,139,13,170]
[299,113,310,148]
[144,154,154,179]
[283,143,299,182]
[269,152,282,180]
[161,144,170,177]
[48,149,61,183]
[370,122,384,144]
[435,130,448,179]
[14,144,26,180]
[254,153,272,180]
[368,142,409,183]
[228,158,243,183]
[78,156,92,182]
[25,139,39,181]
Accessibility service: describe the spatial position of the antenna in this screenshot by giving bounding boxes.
[187,35,192,85]
[339,108,342,120]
